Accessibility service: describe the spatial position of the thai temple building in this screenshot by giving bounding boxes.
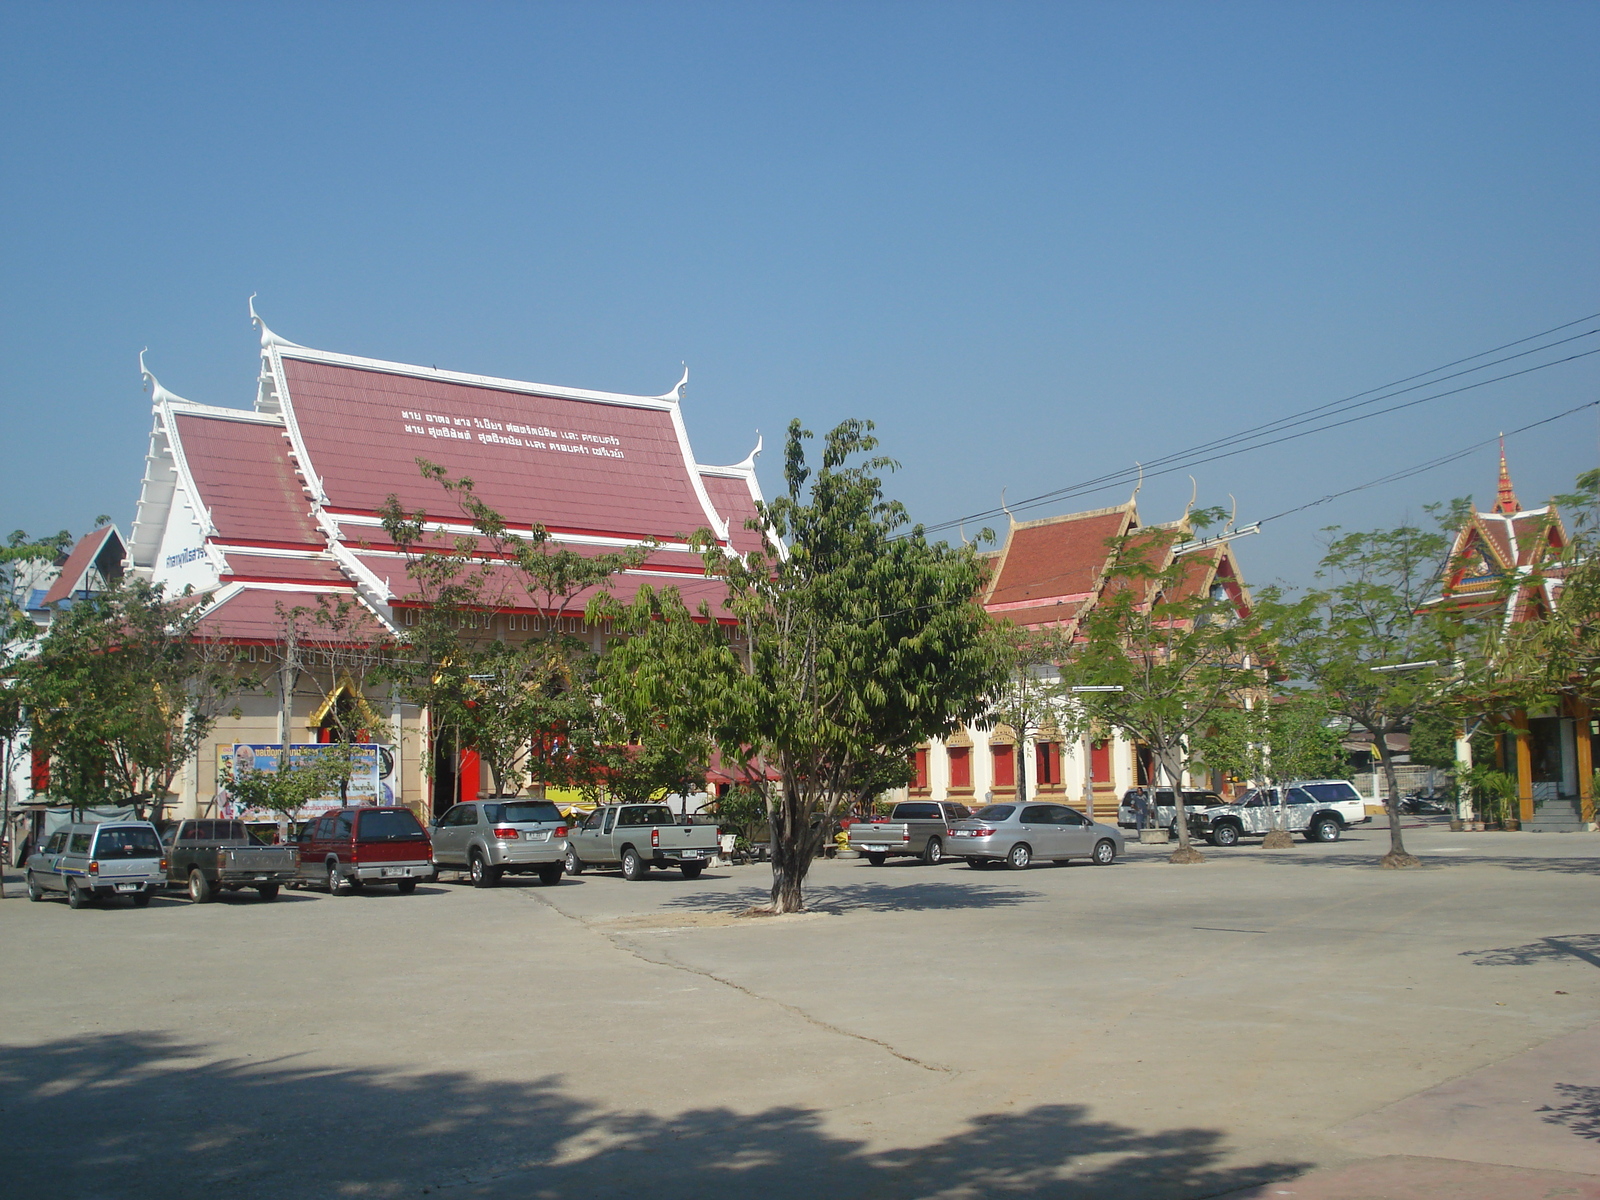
[107,304,764,821]
[1424,446,1593,831]
[897,499,1254,819]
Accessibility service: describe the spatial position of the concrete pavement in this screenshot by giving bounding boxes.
[1,819,1596,1197]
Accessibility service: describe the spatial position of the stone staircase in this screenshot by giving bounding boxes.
[1525,797,1591,833]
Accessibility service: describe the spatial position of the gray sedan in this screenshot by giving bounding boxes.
[945,802,1123,870]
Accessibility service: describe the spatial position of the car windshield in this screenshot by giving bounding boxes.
[94,828,163,858]
[356,810,427,842]
[1298,783,1359,804]
[484,801,563,825]
[974,805,1015,821]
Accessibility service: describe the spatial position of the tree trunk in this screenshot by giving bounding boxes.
[1374,731,1418,867]
[1261,777,1295,849]
[767,780,816,913]
[1015,738,1027,805]
[1163,746,1204,863]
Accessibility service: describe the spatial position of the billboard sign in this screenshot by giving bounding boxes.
[217,743,394,821]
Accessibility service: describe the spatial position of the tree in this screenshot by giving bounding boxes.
[1195,692,1346,847]
[18,579,236,819]
[1071,517,1266,863]
[379,460,652,803]
[1258,520,1458,868]
[1,528,74,611]
[600,419,1008,912]
[224,744,357,825]
[987,624,1076,804]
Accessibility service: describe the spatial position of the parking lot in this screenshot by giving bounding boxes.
[2,820,1598,1198]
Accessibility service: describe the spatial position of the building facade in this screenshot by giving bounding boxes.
[104,305,764,822]
[893,499,1254,819]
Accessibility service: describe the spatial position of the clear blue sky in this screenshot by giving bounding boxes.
[2,2,1596,589]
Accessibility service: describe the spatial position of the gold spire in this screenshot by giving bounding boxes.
[1493,434,1520,514]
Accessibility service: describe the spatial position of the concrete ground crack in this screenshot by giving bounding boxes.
[523,888,954,1076]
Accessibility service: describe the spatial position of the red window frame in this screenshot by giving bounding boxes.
[991,743,1015,788]
[948,746,971,789]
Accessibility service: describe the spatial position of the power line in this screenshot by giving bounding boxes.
[919,311,1600,536]
[1256,397,1600,525]
[920,339,1600,535]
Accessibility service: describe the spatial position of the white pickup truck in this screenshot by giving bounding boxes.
[1185,779,1371,846]
[563,803,721,881]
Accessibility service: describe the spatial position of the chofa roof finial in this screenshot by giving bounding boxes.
[139,348,184,405]
[249,293,301,349]
[658,364,689,403]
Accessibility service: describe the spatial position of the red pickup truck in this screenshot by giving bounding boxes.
[295,806,434,894]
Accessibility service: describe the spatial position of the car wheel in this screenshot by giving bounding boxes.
[1006,843,1032,871]
[1092,839,1117,866]
[1211,823,1240,847]
[26,872,42,902]
[537,863,564,886]
[922,838,943,865]
[621,848,647,881]
[67,878,87,909]
[326,861,344,894]
[132,891,152,907]
[564,847,584,876]
[188,869,214,904]
[865,852,887,867]
[257,883,280,901]
[681,863,704,880]
[397,878,418,895]
[470,852,501,888]
[1311,817,1341,843]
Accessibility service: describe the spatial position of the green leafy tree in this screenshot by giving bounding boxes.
[1,528,74,611]
[1071,516,1267,863]
[379,460,651,803]
[600,419,1008,912]
[1258,520,1458,867]
[225,745,357,824]
[18,579,236,819]
[987,624,1078,804]
[1195,692,1346,845]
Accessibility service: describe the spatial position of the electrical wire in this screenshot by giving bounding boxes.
[1256,397,1600,525]
[919,312,1600,536]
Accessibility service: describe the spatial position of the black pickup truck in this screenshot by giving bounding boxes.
[163,819,300,902]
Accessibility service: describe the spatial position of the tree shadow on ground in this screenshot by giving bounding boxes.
[1460,933,1600,968]
[1249,853,1600,875]
[662,879,1043,914]
[1538,1083,1600,1142]
[0,1031,1309,1200]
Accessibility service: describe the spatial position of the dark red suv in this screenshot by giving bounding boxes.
[295,807,434,894]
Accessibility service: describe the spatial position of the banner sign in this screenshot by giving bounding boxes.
[217,743,395,821]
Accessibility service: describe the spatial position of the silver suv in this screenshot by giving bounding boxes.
[429,800,568,887]
[26,821,166,908]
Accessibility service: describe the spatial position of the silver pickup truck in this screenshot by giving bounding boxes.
[164,819,300,902]
[26,821,166,908]
[564,803,720,881]
[848,801,973,866]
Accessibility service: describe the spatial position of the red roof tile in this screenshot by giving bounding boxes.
[985,509,1129,609]
[174,414,322,546]
[280,357,718,543]
[194,587,381,643]
[40,526,119,606]
[699,472,767,556]
[219,553,347,586]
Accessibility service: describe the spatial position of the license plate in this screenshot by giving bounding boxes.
[863,844,888,852]
[381,867,406,878]
[116,883,141,892]
[682,850,702,858]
